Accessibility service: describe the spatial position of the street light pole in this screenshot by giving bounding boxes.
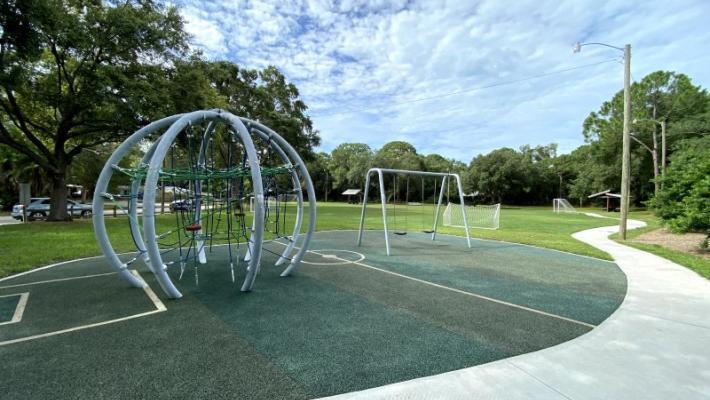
[620,44,631,240]
[574,41,631,239]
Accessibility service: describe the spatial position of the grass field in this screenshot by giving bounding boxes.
[0,202,680,279]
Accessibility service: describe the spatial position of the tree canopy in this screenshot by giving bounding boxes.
[330,143,373,191]
[582,71,707,203]
[373,141,423,171]
[0,0,187,219]
[0,0,319,219]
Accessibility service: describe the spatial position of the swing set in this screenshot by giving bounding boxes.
[390,175,438,235]
[357,168,471,256]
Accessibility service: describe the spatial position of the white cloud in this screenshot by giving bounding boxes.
[179,7,227,57]
[177,0,710,161]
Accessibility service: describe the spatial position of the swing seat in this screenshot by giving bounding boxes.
[185,223,202,232]
[393,231,407,236]
[421,230,435,234]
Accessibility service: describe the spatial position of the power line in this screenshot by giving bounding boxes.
[312,57,620,117]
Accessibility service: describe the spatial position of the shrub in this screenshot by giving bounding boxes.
[648,136,710,233]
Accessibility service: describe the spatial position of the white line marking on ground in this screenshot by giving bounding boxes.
[0,271,166,347]
[348,259,596,329]
[300,249,366,266]
[323,228,618,264]
[275,241,596,329]
[0,272,118,290]
[0,254,108,283]
[0,292,29,326]
[132,270,167,312]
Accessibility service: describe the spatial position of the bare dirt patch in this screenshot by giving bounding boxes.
[634,228,709,259]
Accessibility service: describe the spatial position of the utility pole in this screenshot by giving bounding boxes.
[574,41,631,239]
[324,171,328,202]
[619,44,631,240]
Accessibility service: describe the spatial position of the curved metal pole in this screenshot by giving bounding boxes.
[129,138,162,272]
[220,113,266,290]
[92,114,182,288]
[240,136,303,269]
[193,121,217,264]
[143,110,265,298]
[264,140,304,267]
[194,122,301,271]
[241,118,316,277]
[244,217,255,262]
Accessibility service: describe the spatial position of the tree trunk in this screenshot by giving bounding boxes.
[650,105,660,196]
[652,130,660,196]
[48,171,71,221]
[660,120,666,190]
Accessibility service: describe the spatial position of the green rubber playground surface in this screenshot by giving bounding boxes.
[0,295,20,323]
[0,231,626,399]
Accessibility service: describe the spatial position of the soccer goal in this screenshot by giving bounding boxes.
[553,198,577,213]
[248,194,298,212]
[443,202,500,230]
[357,168,471,256]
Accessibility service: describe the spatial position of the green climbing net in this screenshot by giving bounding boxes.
[111,164,293,181]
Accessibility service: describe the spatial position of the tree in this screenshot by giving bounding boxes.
[583,71,707,204]
[204,61,320,160]
[647,136,709,233]
[0,0,187,220]
[465,148,533,204]
[373,141,423,171]
[305,151,331,201]
[66,143,142,202]
[422,153,465,201]
[329,143,372,193]
[0,143,45,209]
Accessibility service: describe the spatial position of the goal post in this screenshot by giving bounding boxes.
[248,194,298,212]
[444,202,500,230]
[356,168,471,256]
[553,198,577,213]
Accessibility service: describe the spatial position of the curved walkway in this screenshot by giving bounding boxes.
[325,220,710,399]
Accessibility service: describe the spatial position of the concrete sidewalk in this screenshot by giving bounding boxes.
[0,216,20,226]
[325,220,710,399]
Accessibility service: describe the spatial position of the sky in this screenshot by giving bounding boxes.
[174,0,710,162]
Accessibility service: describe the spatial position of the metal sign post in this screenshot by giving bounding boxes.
[19,183,31,223]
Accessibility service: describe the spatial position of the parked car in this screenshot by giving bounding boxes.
[170,198,193,212]
[11,197,93,220]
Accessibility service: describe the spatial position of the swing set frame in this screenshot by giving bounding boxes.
[357,168,471,256]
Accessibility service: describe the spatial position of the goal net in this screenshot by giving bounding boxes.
[443,202,501,230]
[553,198,577,213]
[248,194,298,212]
